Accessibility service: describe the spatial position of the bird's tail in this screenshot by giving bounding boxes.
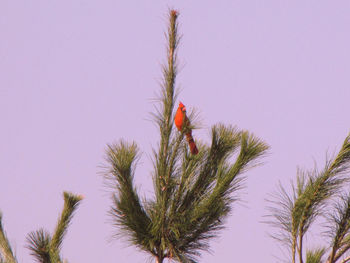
[186,132,198,155]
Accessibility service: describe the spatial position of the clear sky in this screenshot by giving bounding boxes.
[1,1,349,262]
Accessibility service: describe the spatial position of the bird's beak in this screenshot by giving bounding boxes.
[182,106,186,112]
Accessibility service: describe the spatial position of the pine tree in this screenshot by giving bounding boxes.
[0,192,82,263]
[104,10,269,263]
[267,134,350,263]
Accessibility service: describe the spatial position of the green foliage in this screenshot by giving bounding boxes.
[27,192,83,263]
[0,213,16,263]
[267,134,350,263]
[1,193,81,263]
[106,142,153,253]
[27,229,51,263]
[306,248,326,263]
[326,194,350,263]
[104,9,269,263]
[50,192,82,260]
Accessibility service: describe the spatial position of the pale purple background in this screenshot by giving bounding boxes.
[1,1,349,262]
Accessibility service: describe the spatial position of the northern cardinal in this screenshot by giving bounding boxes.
[174,102,199,155]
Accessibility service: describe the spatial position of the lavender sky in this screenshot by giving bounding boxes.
[1,1,350,262]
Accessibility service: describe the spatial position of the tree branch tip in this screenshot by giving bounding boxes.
[63,191,84,202]
[170,9,179,18]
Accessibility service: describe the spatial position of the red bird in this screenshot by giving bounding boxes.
[174,102,199,155]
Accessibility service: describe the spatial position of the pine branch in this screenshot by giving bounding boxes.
[154,9,179,168]
[334,243,350,263]
[295,135,350,263]
[105,141,153,253]
[329,134,350,175]
[267,133,350,263]
[166,128,268,260]
[178,124,242,214]
[152,10,180,259]
[26,229,51,263]
[157,9,180,202]
[265,183,295,250]
[340,256,350,263]
[0,213,16,263]
[324,194,350,263]
[49,192,83,263]
[305,248,326,263]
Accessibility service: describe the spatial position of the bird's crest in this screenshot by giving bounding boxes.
[179,102,186,111]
